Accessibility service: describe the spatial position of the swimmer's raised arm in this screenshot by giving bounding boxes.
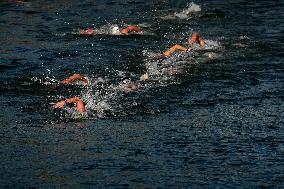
[120,25,142,35]
[53,97,86,112]
[188,32,205,47]
[163,44,192,57]
[61,74,88,86]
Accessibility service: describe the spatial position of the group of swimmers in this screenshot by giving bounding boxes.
[4,0,215,116]
[52,29,208,114]
[49,3,215,113]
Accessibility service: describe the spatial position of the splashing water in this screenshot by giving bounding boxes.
[191,39,221,50]
[162,2,201,20]
[142,37,222,85]
[185,2,201,14]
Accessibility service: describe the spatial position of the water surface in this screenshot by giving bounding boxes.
[0,0,283,188]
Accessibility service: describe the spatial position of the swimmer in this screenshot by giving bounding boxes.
[60,73,89,86]
[79,25,142,35]
[189,32,205,47]
[53,97,86,113]
[122,73,149,92]
[154,32,205,59]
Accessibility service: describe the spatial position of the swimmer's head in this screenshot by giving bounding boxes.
[188,32,205,47]
[111,26,120,35]
[188,32,199,44]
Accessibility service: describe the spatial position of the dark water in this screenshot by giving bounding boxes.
[1,0,283,188]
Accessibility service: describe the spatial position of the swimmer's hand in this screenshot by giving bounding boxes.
[82,78,89,86]
[52,100,65,109]
[79,28,95,35]
[52,97,86,112]
[187,48,193,52]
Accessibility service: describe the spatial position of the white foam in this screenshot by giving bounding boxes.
[185,2,201,13]
[239,35,250,40]
[110,25,121,35]
[191,39,221,50]
[163,2,201,20]
[174,12,189,19]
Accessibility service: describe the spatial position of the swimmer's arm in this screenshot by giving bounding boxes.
[189,32,205,47]
[65,97,86,112]
[121,25,142,34]
[199,38,205,47]
[61,74,88,86]
[53,97,86,112]
[163,44,188,57]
